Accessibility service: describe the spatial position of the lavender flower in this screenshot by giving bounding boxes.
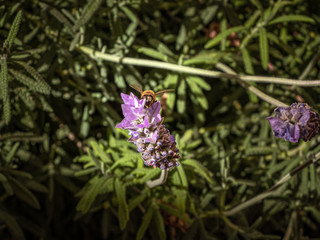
[267,103,320,143]
[117,93,180,170]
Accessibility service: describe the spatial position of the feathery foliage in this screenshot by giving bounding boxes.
[1,1,320,239]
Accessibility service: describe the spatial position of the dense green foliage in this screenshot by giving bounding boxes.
[1,0,320,239]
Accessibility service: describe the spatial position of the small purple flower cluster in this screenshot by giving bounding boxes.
[117,93,180,170]
[267,103,320,143]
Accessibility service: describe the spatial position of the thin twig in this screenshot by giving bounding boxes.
[223,151,320,217]
[283,211,296,240]
[79,46,320,87]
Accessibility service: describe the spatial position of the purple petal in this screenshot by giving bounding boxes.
[267,117,285,132]
[267,117,300,143]
[116,118,132,129]
[267,117,287,139]
[292,107,310,126]
[284,123,300,142]
[121,92,145,108]
[146,101,161,125]
[121,104,138,119]
[169,134,175,143]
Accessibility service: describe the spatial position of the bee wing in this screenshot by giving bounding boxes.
[155,89,175,96]
[129,84,143,94]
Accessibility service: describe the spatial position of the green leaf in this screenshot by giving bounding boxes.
[3,96,11,124]
[149,39,175,58]
[177,80,186,114]
[7,175,40,209]
[269,1,293,20]
[136,205,154,240]
[245,146,275,155]
[183,159,214,184]
[73,0,103,31]
[241,47,254,74]
[39,2,74,32]
[24,180,48,193]
[80,105,89,138]
[180,129,193,149]
[0,173,13,195]
[90,140,112,164]
[137,47,169,62]
[0,209,25,240]
[244,10,260,28]
[5,142,20,163]
[110,155,137,171]
[269,15,315,25]
[69,32,81,51]
[176,24,187,51]
[172,170,187,215]
[76,176,106,213]
[15,61,51,93]
[185,77,208,109]
[6,10,22,49]
[162,74,178,109]
[310,164,316,192]
[186,139,202,150]
[177,165,188,188]
[205,26,245,49]
[259,27,269,70]
[115,178,129,230]
[138,168,161,183]
[128,192,147,212]
[2,169,33,179]
[0,58,10,124]
[0,58,8,101]
[153,207,166,240]
[9,69,50,94]
[186,76,211,91]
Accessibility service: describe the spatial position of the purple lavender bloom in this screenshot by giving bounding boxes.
[267,103,320,143]
[117,93,180,170]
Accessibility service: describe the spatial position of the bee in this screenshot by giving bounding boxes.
[129,84,175,108]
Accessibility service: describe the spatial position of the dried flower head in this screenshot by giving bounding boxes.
[117,93,180,170]
[267,103,320,143]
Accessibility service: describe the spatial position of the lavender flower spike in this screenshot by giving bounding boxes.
[117,92,180,170]
[267,103,320,143]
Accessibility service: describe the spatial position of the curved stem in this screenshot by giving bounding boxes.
[215,63,288,107]
[78,45,320,87]
[146,169,168,188]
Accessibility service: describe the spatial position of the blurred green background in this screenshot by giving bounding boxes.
[1,0,320,239]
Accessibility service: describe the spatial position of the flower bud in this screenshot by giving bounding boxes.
[267,103,320,142]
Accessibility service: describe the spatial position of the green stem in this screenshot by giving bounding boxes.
[222,216,245,234]
[215,63,288,107]
[146,169,168,188]
[78,46,320,87]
